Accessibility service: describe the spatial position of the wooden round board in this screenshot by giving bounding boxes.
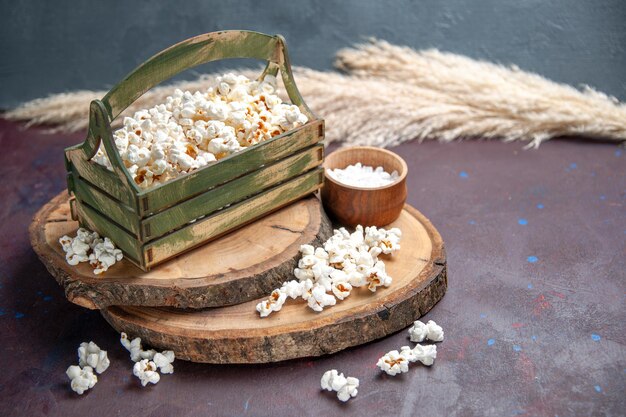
[30,192,332,309]
[101,205,447,363]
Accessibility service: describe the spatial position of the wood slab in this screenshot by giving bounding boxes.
[30,192,332,310]
[101,205,446,363]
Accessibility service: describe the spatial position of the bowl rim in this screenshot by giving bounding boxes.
[323,146,408,191]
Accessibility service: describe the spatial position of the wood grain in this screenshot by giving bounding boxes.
[30,192,333,310]
[100,205,447,363]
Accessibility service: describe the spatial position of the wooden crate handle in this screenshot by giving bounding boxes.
[86,100,140,191]
[101,30,311,120]
[67,30,316,195]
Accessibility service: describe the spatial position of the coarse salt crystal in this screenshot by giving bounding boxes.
[326,163,398,188]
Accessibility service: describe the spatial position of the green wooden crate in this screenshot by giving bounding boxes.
[64,31,325,271]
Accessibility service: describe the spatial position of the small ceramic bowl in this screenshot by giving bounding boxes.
[321,146,408,227]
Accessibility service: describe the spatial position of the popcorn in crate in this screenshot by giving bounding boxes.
[64,31,325,271]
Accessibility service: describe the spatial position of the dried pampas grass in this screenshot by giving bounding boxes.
[335,40,626,148]
[5,39,626,148]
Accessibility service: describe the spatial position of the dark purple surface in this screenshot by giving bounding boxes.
[0,118,624,417]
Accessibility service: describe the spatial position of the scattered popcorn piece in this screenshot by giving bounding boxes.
[365,226,402,255]
[425,320,444,342]
[321,369,347,392]
[93,73,309,189]
[255,288,288,317]
[337,377,359,402]
[408,320,428,343]
[408,319,444,342]
[303,283,337,312]
[66,365,97,395]
[77,341,110,374]
[363,261,393,292]
[412,344,437,366]
[281,280,307,299]
[59,228,123,274]
[320,370,359,402]
[294,246,332,288]
[375,323,441,380]
[399,344,437,366]
[89,238,123,275]
[133,359,161,386]
[153,351,175,374]
[376,350,410,376]
[400,345,419,362]
[120,332,156,362]
[331,281,352,300]
[326,163,399,188]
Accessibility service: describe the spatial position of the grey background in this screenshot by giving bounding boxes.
[1,0,625,109]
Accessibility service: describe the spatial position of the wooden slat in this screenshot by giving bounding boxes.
[67,154,136,208]
[73,176,140,237]
[144,168,323,268]
[143,144,323,239]
[73,200,144,268]
[138,119,323,215]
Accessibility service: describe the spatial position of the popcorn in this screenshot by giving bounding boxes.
[78,341,110,374]
[363,260,393,292]
[412,344,437,366]
[133,359,161,386]
[153,351,175,374]
[408,320,428,343]
[59,228,123,274]
[303,283,337,312]
[60,232,90,265]
[89,238,123,275]
[321,369,346,392]
[376,350,410,376]
[66,365,98,395]
[408,320,444,343]
[364,226,402,255]
[399,344,437,366]
[326,163,399,188]
[93,73,309,189]
[375,323,442,380]
[120,332,156,362]
[294,245,332,287]
[399,345,419,362]
[320,370,359,402]
[425,320,444,342]
[120,333,175,387]
[256,224,402,317]
[337,377,359,402]
[281,280,308,299]
[331,281,352,300]
[255,289,287,317]
[66,340,110,395]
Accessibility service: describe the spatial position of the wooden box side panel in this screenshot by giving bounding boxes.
[138,119,324,215]
[67,154,136,208]
[144,168,323,268]
[73,200,145,268]
[143,144,323,239]
[72,176,140,237]
[71,144,323,243]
